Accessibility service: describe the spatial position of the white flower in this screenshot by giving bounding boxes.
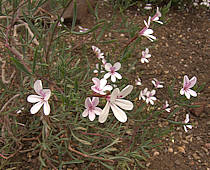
[91,78,113,95]
[163,100,171,112]
[139,17,156,42]
[135,77,142,86]
[104,62,122,82]
[16,107,24,114]
[141,48,151,63]
[180,75,197,99]
[152,78,164,88]
[92,46,104,59]
[139,88,148,101]
[183,114,192,132]
[146,90,157,105]
[78,26,89,33]
[151,7,163,24]
[93,64,105,74]
[27,80,51,115]
[99,85,133,123]
[82,97,102,121]
[144,4,152,10]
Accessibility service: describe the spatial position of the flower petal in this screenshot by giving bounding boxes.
[185,114,190,123]
[30,101,43,114]
[115,99,133,110]
[144,29,154,35]
[188,89,197,97]
[82,109,89,117]
[118,85,133,98]
[85,97,92,108]
[185,91,191,99]
[103,85,113,91]
[105,63,112,71]
[89,111,96,121]
[99,102,110,123]
[100,79,107,89]
[34,80,43,95]
[92,77,100,86]
[110,88,119,102]
[92,97,99,107]
[180,88,184,95]
[43,89,51,101]
[94,107,102,115]
[183,125,188,132]
[111,75,116,82]
[27,95,42,103]
[183,75,189,87]
[114,72,122,80]
[43,101,50,115]
[110,104,127,123]
[186,125,192,129]
[113,62,121,71]
[104,73,111,79]
[189,76,197,88]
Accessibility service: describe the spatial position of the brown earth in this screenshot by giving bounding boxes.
[75,2,210,170]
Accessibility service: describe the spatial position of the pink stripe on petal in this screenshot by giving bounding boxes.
[92,97,99,107]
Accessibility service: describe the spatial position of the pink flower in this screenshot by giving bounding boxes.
[92,46,104,59]
[135,77,142,86]
[27,80,51,115]
[151,7,163,24]
[139,17,156,42]
[146,90,157,105]
[104,62,122,82]
[152,78,164,88]
[139,88,148,101]
[141,48,151,63]
[93,64,105,74]
[163,100,171,112]
[99,85,133,123]
[78,26,89,33]
[82,97,102,121]
[183,114,192,132]
[180,75,197,99]
[91,78,113,95]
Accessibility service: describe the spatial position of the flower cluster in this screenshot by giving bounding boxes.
[25,7,197,134]
[81,46,134,123]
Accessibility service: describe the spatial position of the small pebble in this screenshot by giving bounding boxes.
[177,146,185,153]
[168,148,173,153]
[153,151,160,156]
[175,159,181,165]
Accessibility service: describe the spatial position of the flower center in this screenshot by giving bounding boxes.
[110,67,115,74]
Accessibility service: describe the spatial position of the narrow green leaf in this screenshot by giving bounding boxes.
[22,12,41,39]
[10,57,31,75]
[71,130,91,145]
[71,0,77,31]
[167,107,180,119]
[99,161,114,170]
[32,48,38,74]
